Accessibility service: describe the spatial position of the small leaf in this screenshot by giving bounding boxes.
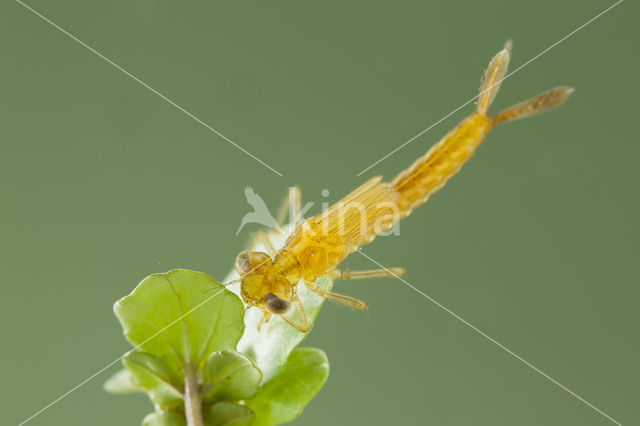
[202,351,262,404]
[142,411,186,426]
[114,269,245,369]
[104,368,142,394]
[204,402,253,426]
[247,347,329,426]
[123,352,184,409]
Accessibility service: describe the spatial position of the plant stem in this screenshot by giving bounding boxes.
[183,363,203,426]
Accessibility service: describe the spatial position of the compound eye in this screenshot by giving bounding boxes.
[264,292,291,314]
[235,250,251,275]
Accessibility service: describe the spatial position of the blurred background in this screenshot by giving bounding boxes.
[1,0,637,425]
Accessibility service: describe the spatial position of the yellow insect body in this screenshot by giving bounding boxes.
[235,43,573,333]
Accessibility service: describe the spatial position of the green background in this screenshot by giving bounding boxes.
[2,0,637,425]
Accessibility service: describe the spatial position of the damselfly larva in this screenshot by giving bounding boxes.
[235,42,573,333]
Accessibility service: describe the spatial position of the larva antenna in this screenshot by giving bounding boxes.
[203,277,241,294]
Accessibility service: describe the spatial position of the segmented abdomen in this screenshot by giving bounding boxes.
[392,112,493,216]
[283,112,493,282]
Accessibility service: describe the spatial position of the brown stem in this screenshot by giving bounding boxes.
[183,363,203,426]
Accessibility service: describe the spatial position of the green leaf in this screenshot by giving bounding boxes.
[247,347,329,426]
[202,351,262,404]
[114,269,245,369]
[204,402,253,426]
[104,368,142,394]
[123,352,184,409]
[110,246,331,425]
[142,411,186,426]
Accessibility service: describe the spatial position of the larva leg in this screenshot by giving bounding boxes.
[257,309,272,331]
[304,281,368,311]
[249,231,277,255]
[278,295,310,333]
[248,187,301,254]
[276,186,302,226]
[331,267,406,281]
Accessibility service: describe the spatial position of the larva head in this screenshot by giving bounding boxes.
[235,250,300,315]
